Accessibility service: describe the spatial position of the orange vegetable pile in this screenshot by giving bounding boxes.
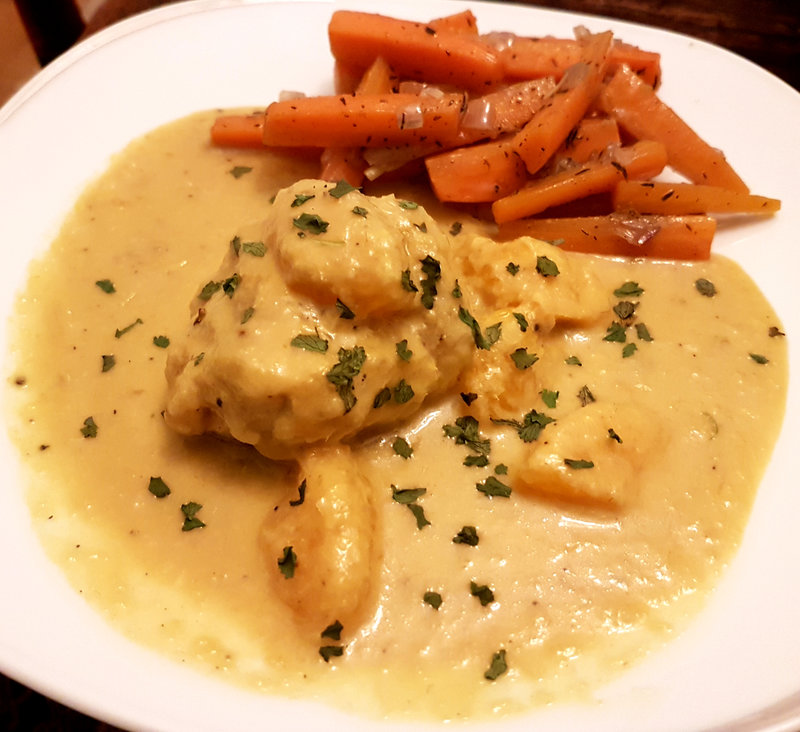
[210,9,781,260]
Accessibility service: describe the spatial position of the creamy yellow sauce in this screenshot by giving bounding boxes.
[5,110,788,722]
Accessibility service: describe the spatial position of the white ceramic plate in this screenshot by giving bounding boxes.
[1,1,799,730]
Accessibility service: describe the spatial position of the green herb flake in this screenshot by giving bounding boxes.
[291,193,315,207]
[289,479,306,506]
[80,416,98,439]
[541,389,559,409]
[395,339,413,361]
[578,385,595,406]
[391,485,427,504]
[229,165,252,179]
[513,312,529,333]
[352,205,368,217]
[695,278,717,297]
[608,428,623,443]
[321,620,343,640]
[399,200,419,210]
[290,334,329,353]
[336,298,355,320]
[423,591,443,610]
[565,355,582,366]
[373,387,392,409]
[153,335,170,349]
[564,458,595,469]
[101,354,115,372]
[326,346,366,413]
[328,179,357,198]
[230,235,241,255]
[484,649,508,681]
[193,352,205,366]
[506,262,520,276]
[470,581,495,606]
[459,307,501,350]
[242,240,266,257]
[622,342,638,358]
[241,307,255,324]
[750,353,769,364]
[392,436,413,459]
[536,255,560,277]
[510,347,539,370]
[277,545,297,578]
[491,410,554,443]
[494,464,508,475]
[148,476,171,498]
[443,416,490,458]
[463,454,489,468]
[460,392,478,406]
[614,281,644,298]
[293,212,329,235]
[604,322,627,343]
[451,279,462,299]
[477,475,512,498]
[453,525,479,546]
[401,269,418,293]
[449,221,463,236]
[419,255,441,310]
[95,279,115,294]
[635,323,653,342]
[181,501,206,531]
[393,379,415,404]
[198,280,222,301]
[407,503,431,529]
[222,273,240,298]
[319,645,344,663]
[613,301,636,320]
[114,318,143,339]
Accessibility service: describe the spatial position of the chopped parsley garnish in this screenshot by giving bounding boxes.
[291,193,315,207]
[193,352,205,366]
[458,307,501,350]
[604,322,627,343]
[635,323,653,341]
[229,165,252,179]
[614,281,644,298]
[451,279,462,298]
[95,279,115,294]
[565,355,582,366]
[484,649,508,681]
[449,221,463,236]
[148,476,171,498]
[419,255,441,310]
[506,262,520,276]
[399,200,419,210]
[460,392,478,406]
[491,409,554,443]
[277,545,297,578]
[241,307,255,324]
[494,464,508,475]
[577,385,595,406]
[180,501,205,531]
[608,428,623,443]
[393,379,415,404]
[613,301,636,320]
[695,278,717,297]
[321,620,343,640]
[536,255,560,277]
[152,335,170,348]
[80,416,98,438]
[114,317,143,338]
[198,280,222,300]
[352,205,368,217]
[510,347,538,370]
[622,342,638,358]
[512,312,529,332]
[291,334,329,353]
[373,387,391,408]
[395,339,413,361]
[401,269,418,292]
[423,591,443,610]
[336,298,355,319]
[750,353,769,364]
[326,346,366,413]
[319,645,344,662]
[222,273,240,298]
[464,454,489,468]
[242,240,266,257]
[293,212,329,234]
[289,479,306,506]
[101,354,115,372]
[392,436,413,459]
[453,525,479,546]
[541,389,559,408]
[443,416,490,461]
[330,180,358,198]
[470,581,495,606]
[564,458,594,469]
[476,476,512,498]
[391,485,430,529]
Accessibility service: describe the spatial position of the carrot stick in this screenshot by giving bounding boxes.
[328,10,503,92]
[492,140,668,223]
[496,214,715,260]
[613,180,781,215]
[425,138,527,202]
[598,64,749,192]
[354,55,396,95]
[500,37,661,88]
[512,31,613,175]
[210,112,265,148]
[551,116,620,166]
[262,92,465,148]
[428,9,479,35]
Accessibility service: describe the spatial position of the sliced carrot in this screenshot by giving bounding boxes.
[500,36,661,88]
[598,64,749,192]
[497,214,715,260]
[210,112,265,148]
[328,10,503,93]
[551,116,620,167]
[492,140,667,223]
[428,9,479,35]
[512,31,613,175]
[354,55,396,95]
[425,138,527,202]
[613,180,781,215]
[262,92,465,149]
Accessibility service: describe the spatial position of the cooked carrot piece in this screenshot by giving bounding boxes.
[613,180,781,215]
[512,31,613,175]
[262,92,465,148]
[598,65,749,192]
[328,10,503,92]
[428,9,479,34]
[492,140,667,222]
[425,138,527,202]
[497,214,715,260]
[551,116,620,166]
[354,55,396,95]
[210,112,265,148]
[500,36,661,88]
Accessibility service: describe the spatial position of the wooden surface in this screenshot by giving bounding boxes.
[1,0,798,730]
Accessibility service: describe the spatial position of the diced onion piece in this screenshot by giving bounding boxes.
[611,213,662,246]
[398,102,424,130]
[461,97,496,131]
